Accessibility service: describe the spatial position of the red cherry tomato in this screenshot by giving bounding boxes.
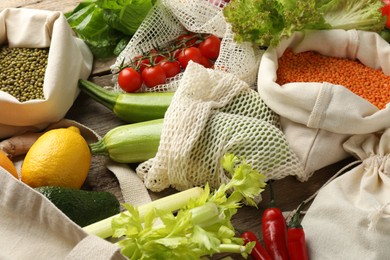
[160,60,182,78]
[209,0,230,8]
[141,65,167,88]
[149,49,165,64]
[177,33,199,47]
[199,35,221,60]
[178,47,204,69]
[200,56,212,68]
[170,48,181,60]
[117,67,142,93]
[134,57,150,73]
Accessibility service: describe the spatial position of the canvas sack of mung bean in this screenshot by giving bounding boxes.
[136,62,306,194]
[111,0,261,92]
[257,29,390,177]
[0,8,93,139]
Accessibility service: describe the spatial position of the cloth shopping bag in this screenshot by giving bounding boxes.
[302,128,390,259]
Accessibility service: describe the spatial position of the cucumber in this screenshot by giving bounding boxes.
[35,186,120,227]
[78,79,173,123]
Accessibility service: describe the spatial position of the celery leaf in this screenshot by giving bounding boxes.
[111,153,267,259]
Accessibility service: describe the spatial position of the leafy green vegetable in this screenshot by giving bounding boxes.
[111,153,267,259]
[98,0,156,35]
[113,36,132,56]
[223,0,387,47]
[66,0,155,59]
[320,0,387,31]
[68,3,125,59]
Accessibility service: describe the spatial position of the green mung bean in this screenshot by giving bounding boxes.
[0,46,49,102]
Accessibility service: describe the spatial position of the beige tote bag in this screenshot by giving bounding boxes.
[302,128,390,259]
[0,8,93,139]
[257,29,390,177]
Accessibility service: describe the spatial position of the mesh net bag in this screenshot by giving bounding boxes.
[111,0,262,91]
[136,62,305,192]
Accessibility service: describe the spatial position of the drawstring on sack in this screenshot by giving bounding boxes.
[367,202,390,231]
[302,160,360,206]
[285,159,362,222]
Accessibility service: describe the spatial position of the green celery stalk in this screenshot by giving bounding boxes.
[107,153,267,259]
[83,186,204,238]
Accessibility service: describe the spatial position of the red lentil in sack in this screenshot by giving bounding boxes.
[277,48,390,109]
[257,29,390,178]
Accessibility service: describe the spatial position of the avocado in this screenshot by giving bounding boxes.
[35,186,120,227]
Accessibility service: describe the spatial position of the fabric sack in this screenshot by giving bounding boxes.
[0,166,125,260]
[257,29,390,176]
[302,128,390,259]
[0,8,93,139]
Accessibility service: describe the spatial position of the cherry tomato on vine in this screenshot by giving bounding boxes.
[199,35,221,60]
[149,49,165,64]
[160,60,181,78]
[200,56,212,68]
[134,57,150,73]
[209,0,230,8]
[177,33,199,47]
[170,48,181,59]
[178,47,204,69]
[117,67,142,93]
[142,65,167,88]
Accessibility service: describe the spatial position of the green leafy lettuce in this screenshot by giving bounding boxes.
[98,0,155,35]
[66,0,155,59]
[111,153,267,259]
[223,0,387,47]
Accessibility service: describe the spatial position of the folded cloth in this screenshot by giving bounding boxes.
[0,167,126,260]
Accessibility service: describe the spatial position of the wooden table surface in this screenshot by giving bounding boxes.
[0,1,353,259]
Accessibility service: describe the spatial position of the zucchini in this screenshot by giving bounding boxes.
[89,118,163,163]
[78,79,174,123]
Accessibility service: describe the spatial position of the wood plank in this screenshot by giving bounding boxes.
[0,0,82,13]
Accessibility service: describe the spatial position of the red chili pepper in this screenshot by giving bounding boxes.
[262,181,290,260]
[381,3,390,29]
[241,231,272,260]
[287,203,308,260]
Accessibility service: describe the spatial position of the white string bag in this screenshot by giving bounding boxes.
[257,29,390,177]
[111,0,261,91]
[302,128,390,260]
[136,62,305,192]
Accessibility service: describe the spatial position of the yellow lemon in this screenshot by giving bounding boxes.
[21,126,91,189]
[0,150,18,179]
